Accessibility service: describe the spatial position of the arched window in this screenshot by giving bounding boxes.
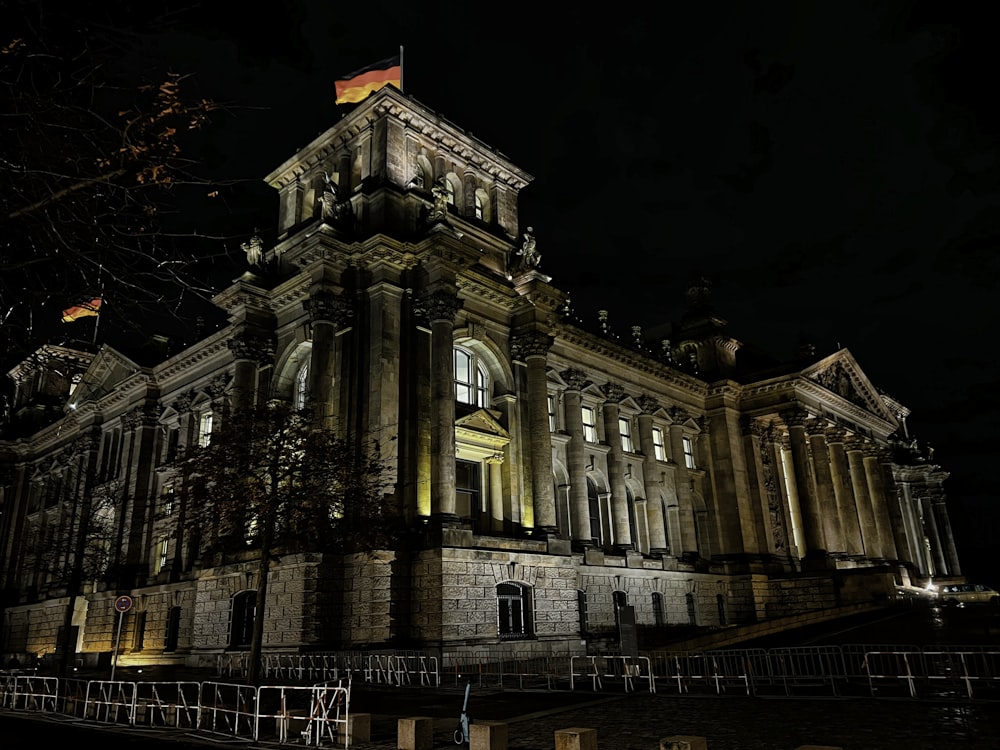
[454,347,489,407]
[230,590,256,649]
[294,361,310,410]
[497,582,533,640]
[444,177,456,206]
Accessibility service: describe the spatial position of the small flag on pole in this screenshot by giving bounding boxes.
[335,54,402,105]
[61,297,102,323]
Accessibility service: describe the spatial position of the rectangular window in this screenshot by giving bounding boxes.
[157,536,170,572]
[582,406,597,443]
[652,427,666,461]
[683,436,695,469]
[198,412,213,447]
[619,416,634,453]
[547,394,557,432]
[161,483,175,516]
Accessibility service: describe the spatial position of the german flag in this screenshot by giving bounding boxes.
[335,55,401,105]
[61,297,102,323]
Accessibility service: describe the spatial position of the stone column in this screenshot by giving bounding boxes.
[863,447,895,561]
[601,382,633,552]
[304,291,352,429]
[759,426,794,560]
[825,427,863,556]
[921,492,947,575]
[781,409,826,556]
[845,436,880,559]
[513,332,557,536]
[805,419,843,554]
[636,396,668,555]
[561,368,592,549]
[425,290,462,524]
[228,332,273,411]
[930,491,962,575]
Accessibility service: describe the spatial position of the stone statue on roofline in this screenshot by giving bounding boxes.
[516,226,541,269]
[241,234,264,268]
[319,172,354,229]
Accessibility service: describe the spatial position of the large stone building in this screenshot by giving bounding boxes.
[0,86,961,668]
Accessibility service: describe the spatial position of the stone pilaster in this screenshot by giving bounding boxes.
[825,427,863,556]
[304,290,353,429]
[228,332,274,411]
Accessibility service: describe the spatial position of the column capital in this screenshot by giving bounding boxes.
[636,395,659,415]
[804,418,829,437]
[825,426,848,444]
[599,382,626,403]
[228,332,274,364]
[560,368,590,391]
[418,290,463,324]
[844,435,867,453]
[172,389,195,413]
[304,290,353,328]
[511,331,553,361]
[780,407,810,428]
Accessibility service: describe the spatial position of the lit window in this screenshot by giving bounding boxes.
[157,536,170,572]
[682,436,695,469]
[294,361,310,410]
[582,406,597,443]
[547,394,557,432]
[497,582,534,640]
[161,483,175,516]
[454,347,489,407]
[652,427,666,461]
[445,178,455,205]
[474,193,484,220]
[198,411,213,447]
[619,416,634,453]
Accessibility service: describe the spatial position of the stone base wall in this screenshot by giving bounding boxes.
[3,596,85,658]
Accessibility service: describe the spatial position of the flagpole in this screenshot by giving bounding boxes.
[399,45,404,93]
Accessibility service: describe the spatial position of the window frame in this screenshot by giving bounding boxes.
[454,346,489,408]
[651,427,666,461]
[198,411,214,447]
[682,435,696,469]
[581,405,597,443]
[619,415,634,453]
[497,582,534,641]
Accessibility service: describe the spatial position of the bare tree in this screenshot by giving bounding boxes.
[1,4,237,368]
[182,401,401,684]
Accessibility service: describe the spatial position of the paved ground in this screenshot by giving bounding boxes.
[3,602,1000,749]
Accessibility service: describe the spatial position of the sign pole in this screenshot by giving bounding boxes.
[111,595,133,681]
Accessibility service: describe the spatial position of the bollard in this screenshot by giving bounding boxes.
[661,737,707,750]
[471,720,508,750]
[339,712,372,744]
[398,716,434,750]
[555,727,598,750]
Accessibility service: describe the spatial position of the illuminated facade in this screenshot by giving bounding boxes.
[0,87,960,666]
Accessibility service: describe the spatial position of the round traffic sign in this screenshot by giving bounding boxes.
[114,595,133,613]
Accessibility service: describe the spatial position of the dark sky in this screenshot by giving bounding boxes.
[137,2,999,581]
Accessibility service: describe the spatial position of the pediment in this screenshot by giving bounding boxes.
[455,408,510,440]
[802,349,896,423]
[66,345,142,408]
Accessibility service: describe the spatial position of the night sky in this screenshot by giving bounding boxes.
[30,3,1000,581]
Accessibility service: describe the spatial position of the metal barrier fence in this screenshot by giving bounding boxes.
[248,650,440,688]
